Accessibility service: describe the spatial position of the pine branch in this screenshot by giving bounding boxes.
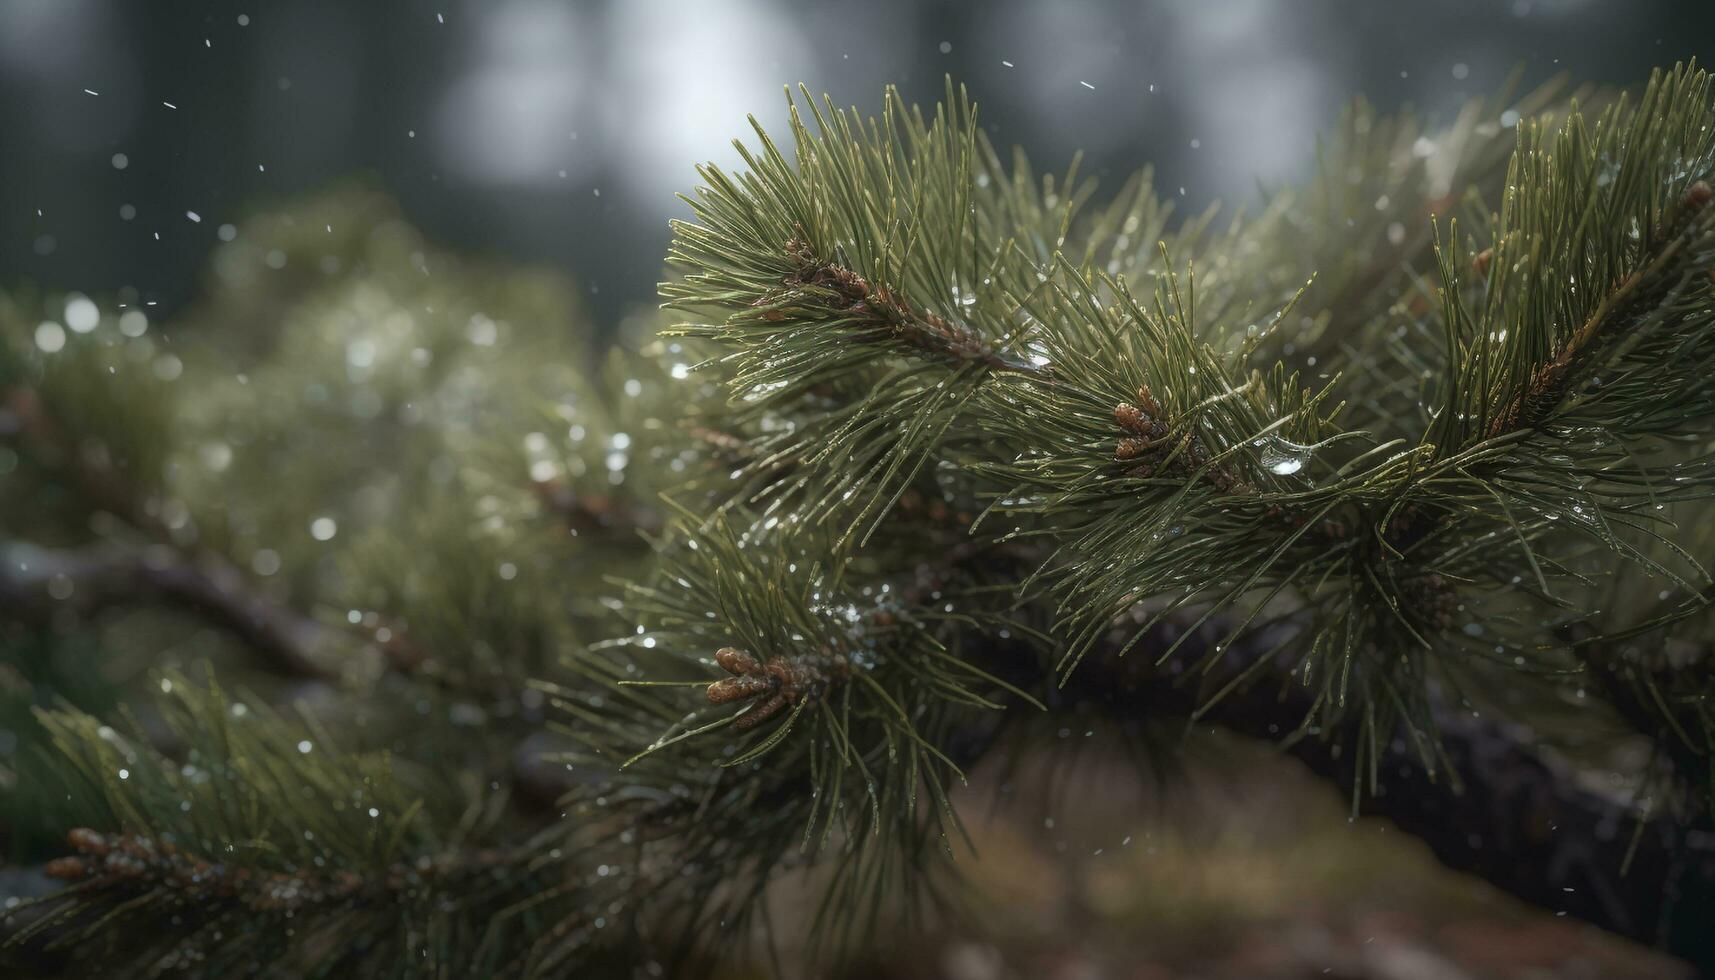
[0,540,350,680]
[581,513,1715,966]
[625,70,1715,967]
[37,828,524,917]
[970,605,1715,966]
[776,232,1051,379]
[1482,180,1714,440]
[4,671,591,977]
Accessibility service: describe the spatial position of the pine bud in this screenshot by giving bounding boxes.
[707,674,773,704]
[1114,402,1146,433]
[1685,180,1712,211]
[733,693,789,730]
[67,827,110,855]
[1116,437,1152,460]
[709,646,776,706]
[45,856,88,879]
[714,646,760,676]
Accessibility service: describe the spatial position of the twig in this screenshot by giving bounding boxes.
[0,540,351,680]
[1485,180,1712,439]
[36,828,524,913]
[777,233,1052,379]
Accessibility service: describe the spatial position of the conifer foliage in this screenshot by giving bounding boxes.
[4,64,1715,976]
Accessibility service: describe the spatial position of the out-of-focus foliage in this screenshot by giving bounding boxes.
[0,182,714,975]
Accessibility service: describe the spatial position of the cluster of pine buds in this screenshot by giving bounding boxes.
[1112,384,1172,471]
[1112,384,1242,492]
[706,645,849,730]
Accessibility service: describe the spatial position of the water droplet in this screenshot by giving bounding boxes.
[34,321,66,353]
[64,295,100,333]
[1253,435,1313,477]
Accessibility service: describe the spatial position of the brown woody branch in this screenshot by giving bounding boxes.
[1045,614,1715,971]
[1485,180,1712,440]
[896,544,1715,968]
[779,233,1052,379]
[0,540,350,680]
[35,828,522,914]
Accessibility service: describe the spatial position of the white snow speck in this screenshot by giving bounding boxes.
[1079,80,1095,90]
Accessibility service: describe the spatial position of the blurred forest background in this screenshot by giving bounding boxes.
[4,0,1714,330]
[5,2,1715,978]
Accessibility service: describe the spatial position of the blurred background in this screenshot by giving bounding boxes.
[6,3,1715,977]
[4,0,1714,332]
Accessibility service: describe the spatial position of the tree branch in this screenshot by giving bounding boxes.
[1056,613,1715,972]
[886,538,1714,966]
[777,233,1052,379]
[0,540,352,680]
[1485,180,1713,439]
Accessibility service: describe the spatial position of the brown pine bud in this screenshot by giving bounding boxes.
[707,674,773,705]
[1114,402,1146,433]
[1685,180,1712,211]
[733,693,788,730]
[1472,247,1494,276]
[1135,385,1161,417]
[1116,437,1152,460]
[714,647,760,676]
[45,856,89,879]
[67,827,110,855]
